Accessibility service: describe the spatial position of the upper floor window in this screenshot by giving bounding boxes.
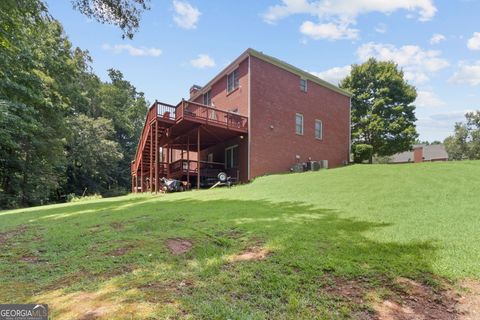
[300,78,307,92]
[315,119,323,140]
[227,68,239,93]
[295,113,304,135]
[203,90,211,106]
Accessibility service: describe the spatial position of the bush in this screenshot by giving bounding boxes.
[353,144,373,163]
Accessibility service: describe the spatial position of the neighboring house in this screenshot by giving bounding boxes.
[131,48,352,192]
[390,144,449,164]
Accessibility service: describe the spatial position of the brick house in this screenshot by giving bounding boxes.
[390,144,449,163]
[131,48,352,192]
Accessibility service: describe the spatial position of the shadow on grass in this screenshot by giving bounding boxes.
[0,197,439,319]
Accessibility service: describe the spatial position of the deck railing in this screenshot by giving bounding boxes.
[176,100,248,132]
[156,101,177,121]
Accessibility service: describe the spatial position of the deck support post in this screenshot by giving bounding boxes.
[197,127,201,190]
[187,136,190,188]
[155,121,158,193]
[149,125,153,192]
[166,145,169,179]
[140,159,143,193]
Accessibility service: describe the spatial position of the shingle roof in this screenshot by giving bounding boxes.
[390,144,448,163]
[423,144,449,160]
[390,150,414,163]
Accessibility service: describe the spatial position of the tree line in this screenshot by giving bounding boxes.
[0,0,148,208]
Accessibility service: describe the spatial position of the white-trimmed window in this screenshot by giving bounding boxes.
[227,68,239,93]
[203,90,211,106]
[295,113,304,135]
[300,78,307,92]
[315,119,323,140]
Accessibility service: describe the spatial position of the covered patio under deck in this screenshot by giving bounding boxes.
[131,100,248,192]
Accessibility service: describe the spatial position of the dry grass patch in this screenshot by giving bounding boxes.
[229,246,270,262]
[456,279,480,320]
[35,282,165,319]
[372,277,458,320]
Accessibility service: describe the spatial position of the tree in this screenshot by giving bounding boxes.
[65,115,123,195]
[444,111,480,160]
[0,1,72,206]
[0,0,149,208]
[340,58,418,163]
[70,0,150,39]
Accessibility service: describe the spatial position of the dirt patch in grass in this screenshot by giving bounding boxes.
[456,279,480,320]
[166,238,192,255]
[323,277,373,319]
[20,255,40,263]
[0,225,29,245]
[229,246,270,262]
[375,277,458,320]
[322,276,462,320]
[109,222,124,231]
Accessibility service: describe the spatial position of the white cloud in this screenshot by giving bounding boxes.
[263,0,436,40]
[263,0,437,23]
[417,110,471,129]
[415,90,446,108]
[300,21,358,40]
[101,44,162,57]
[430,33,446,44]
[173,0,201,30]
[375,23,387,34]
[310,65,351,84]
[356,42,449,84]
[449,61,480,86]
[190,54,216,69]
[467,32,480,50]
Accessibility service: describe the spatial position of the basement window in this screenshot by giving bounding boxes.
[203,90,211,106]
[315,119,323,140]
[295,113,304,135]
[227,68,239,93]
[300,78,307,92]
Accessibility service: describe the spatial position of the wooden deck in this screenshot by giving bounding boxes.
[131,100,248,192]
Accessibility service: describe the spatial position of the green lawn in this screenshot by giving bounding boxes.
[1,161,479,319]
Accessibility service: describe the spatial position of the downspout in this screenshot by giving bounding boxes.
[247,55,251,180]
[349,97,352,163]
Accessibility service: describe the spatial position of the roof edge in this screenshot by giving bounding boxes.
[190,48,353,100]
[246,48,352,97]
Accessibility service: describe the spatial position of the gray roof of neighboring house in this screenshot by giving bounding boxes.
[390,150,414,163]
[423,144,449,160]
[390,144,448,163]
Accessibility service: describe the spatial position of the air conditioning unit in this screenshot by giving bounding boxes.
[320,160,329,169]
[291,163,304,173]
[307,161,320,171]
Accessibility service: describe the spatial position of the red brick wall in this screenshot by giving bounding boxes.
[192,59,249,116]
[413,147,424,163]
[249,56,350,178]
[186,59,250,182]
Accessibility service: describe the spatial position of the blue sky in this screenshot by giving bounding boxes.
[45,0,480,142]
